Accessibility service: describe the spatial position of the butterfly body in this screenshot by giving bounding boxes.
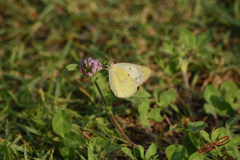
[108,63,151,98]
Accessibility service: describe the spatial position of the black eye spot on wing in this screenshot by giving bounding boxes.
[129,67,131,70]
[135,78,138,80]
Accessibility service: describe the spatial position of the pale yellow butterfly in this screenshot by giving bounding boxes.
[108,62,151,98]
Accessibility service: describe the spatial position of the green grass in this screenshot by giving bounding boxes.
[0,0,240,159]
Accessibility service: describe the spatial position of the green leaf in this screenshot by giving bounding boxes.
[182,135,198,156]
[86,117,108,129]
[220,81,238,111]
[200,130,211,142]
[219,127,228,138]
[227,138,240,146]
[121,147,136,160]
[125,97,142,105]
[126,90,151,105]
[95,117,108,127]
[165,60,179,75]
[138,98,150,116]
[236,89,240,106]
[204,85,220,106]
[92,137,99,146]
[137,145,145,159]
[211,128,221,141]
[220,81,238,97]
[24,142,28,160]
[155,58,165,70]
[187,121,207,133]
[197,48,211,59]
[140,115,148,129]
[159,89,176,107]
[188,132,203,149]
[104,89,117,105]
[66,64,78,71]
[178,57,188,74]
[52,110,72,137]
[189,152,204,160]
[204,103,216,117]
[216,101,232,117]
[133,147,141,158]
[91,75,99,83]
[226,117,238,130]
[105,144,121,154]
[166,144,186,160]
[169,103,180,113]
[147,108,164,122]
[180,28,196,50]
[63,132,85,148]
[196,30,213,48]
[104,140,112,150]
[4,142,14,160]
[145,143,157,160]
[162,40,175,55]
[225,145,237,159]
[153,86,161,106]
[88,144,95,160]
[132,90,152,98]
[152,155,159,160]
[59,142,75,160]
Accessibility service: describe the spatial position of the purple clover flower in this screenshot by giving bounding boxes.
[79,57,102,77]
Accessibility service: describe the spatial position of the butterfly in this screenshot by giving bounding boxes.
[108,62,151,98]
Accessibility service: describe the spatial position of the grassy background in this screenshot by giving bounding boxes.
[0,0,240,159]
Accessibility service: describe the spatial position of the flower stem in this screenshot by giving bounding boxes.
[94,81,138,148]
[182,71,193,117]
[94,82,107,106]
[108,111,138,148]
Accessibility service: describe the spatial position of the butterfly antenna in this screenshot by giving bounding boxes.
[104,55,111,61]
[108,50,113,62]
[105,54,113,65]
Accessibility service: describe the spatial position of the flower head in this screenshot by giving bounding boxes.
[79,57,102,77]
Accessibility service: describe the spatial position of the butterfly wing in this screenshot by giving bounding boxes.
[109,65,137,98]
[114,63,151,86]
